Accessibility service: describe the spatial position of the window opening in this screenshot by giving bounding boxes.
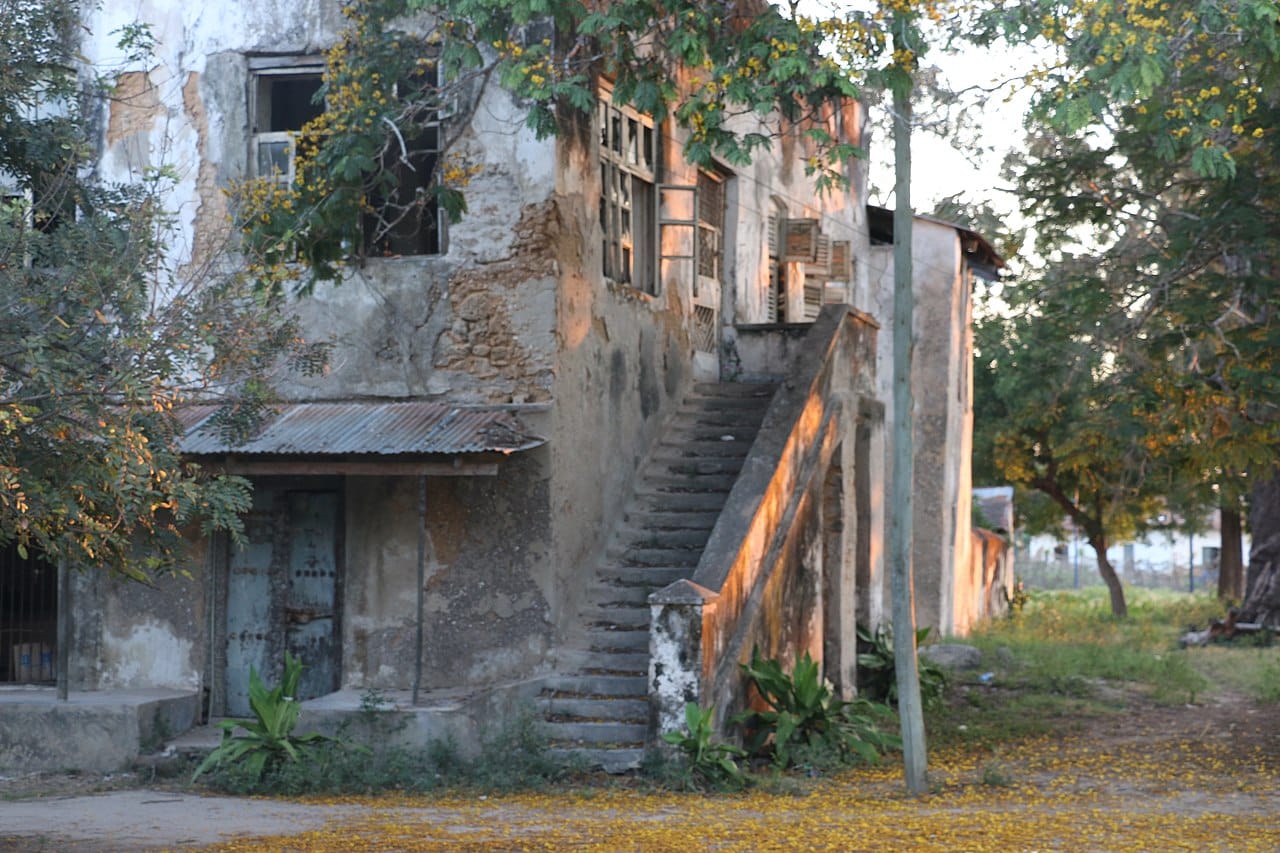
[363,67,442,257]
[250,63,325,187]
[599,89,657,293]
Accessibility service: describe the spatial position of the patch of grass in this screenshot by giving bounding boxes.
[961,588,1214,704]
[1186,645,1280,702]
[926,588,1250,750]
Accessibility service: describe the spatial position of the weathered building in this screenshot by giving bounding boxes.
[0,0,1007,772]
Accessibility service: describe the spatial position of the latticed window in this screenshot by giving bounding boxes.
[696,170,724,283]
[599,88,657,293]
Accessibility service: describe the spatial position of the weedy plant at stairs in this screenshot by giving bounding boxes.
[661,703,749,791]
[193,652,360,783]
[736,649,900,770]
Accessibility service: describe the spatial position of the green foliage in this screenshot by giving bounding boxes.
[200,701,565,795]
[855,625,948,711]
[735,649,899,770]
[0,0,323,579]
[192,653,352,783]
[660,703,748,792]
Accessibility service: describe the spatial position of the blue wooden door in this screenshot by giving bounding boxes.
[225,486,339,716]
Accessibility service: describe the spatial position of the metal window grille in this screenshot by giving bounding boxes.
[0,547,57,684]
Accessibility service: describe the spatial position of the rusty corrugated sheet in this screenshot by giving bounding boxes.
[178,400,544,456]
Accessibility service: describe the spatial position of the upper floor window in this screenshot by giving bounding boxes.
[696,169,725,285]
[249,58,325,187]
[599,88,657,293]
[249,56,442,257]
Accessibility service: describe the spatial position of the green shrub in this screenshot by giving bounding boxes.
[193,652,359,784]
[736,649,899,770]
[856,625,949,710]
[661,703,748,791]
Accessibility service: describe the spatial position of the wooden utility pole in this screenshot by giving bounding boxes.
[890,55,928,796]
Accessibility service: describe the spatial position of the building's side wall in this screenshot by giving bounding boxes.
[868,219,975,636]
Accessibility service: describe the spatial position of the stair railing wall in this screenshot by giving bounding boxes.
[648,305,880,739]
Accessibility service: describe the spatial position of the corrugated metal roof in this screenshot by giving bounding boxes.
[179,400,545,456]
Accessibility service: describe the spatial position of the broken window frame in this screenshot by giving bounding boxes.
[598,86,658,294]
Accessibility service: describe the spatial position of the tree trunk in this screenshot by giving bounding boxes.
[1089,534,1128,618]
[1217,502,1244,602]
[1246,465,1280,596]
[1239,467,1280,628]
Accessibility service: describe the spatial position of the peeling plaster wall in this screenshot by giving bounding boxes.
[341,453,554,691]
[68,556,208,693]
[84,1,348,272]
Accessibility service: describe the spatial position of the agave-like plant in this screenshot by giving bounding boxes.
[736,648,900,769]
[192,652,343,782]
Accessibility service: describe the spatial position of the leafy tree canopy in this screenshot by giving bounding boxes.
[0,0,321,580]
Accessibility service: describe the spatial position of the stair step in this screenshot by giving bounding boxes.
[623,510,720,530]
[613,526,714,548]
[650,456,747,476]
[657,439,757,458]
[584,606,647,627]
[588,584,660,608]
[549,747,644,774]
[641,472,739,492]
[595,565,693,587]
[692,382,778,398]
[539,696,649,722]
[542,674,648,697]
[586,627,648,653]
[634,491,734,512]
[617,547,701,567]
[543,720,648,746]
[678,429,762,445]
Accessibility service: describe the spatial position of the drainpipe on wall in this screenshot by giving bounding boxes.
[413,475,426,705]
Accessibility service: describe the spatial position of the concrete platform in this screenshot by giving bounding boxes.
[0,687,199,773]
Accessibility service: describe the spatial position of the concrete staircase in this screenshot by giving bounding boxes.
[541,382,777,771]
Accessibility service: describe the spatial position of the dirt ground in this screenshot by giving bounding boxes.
[1,687,1278,852]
